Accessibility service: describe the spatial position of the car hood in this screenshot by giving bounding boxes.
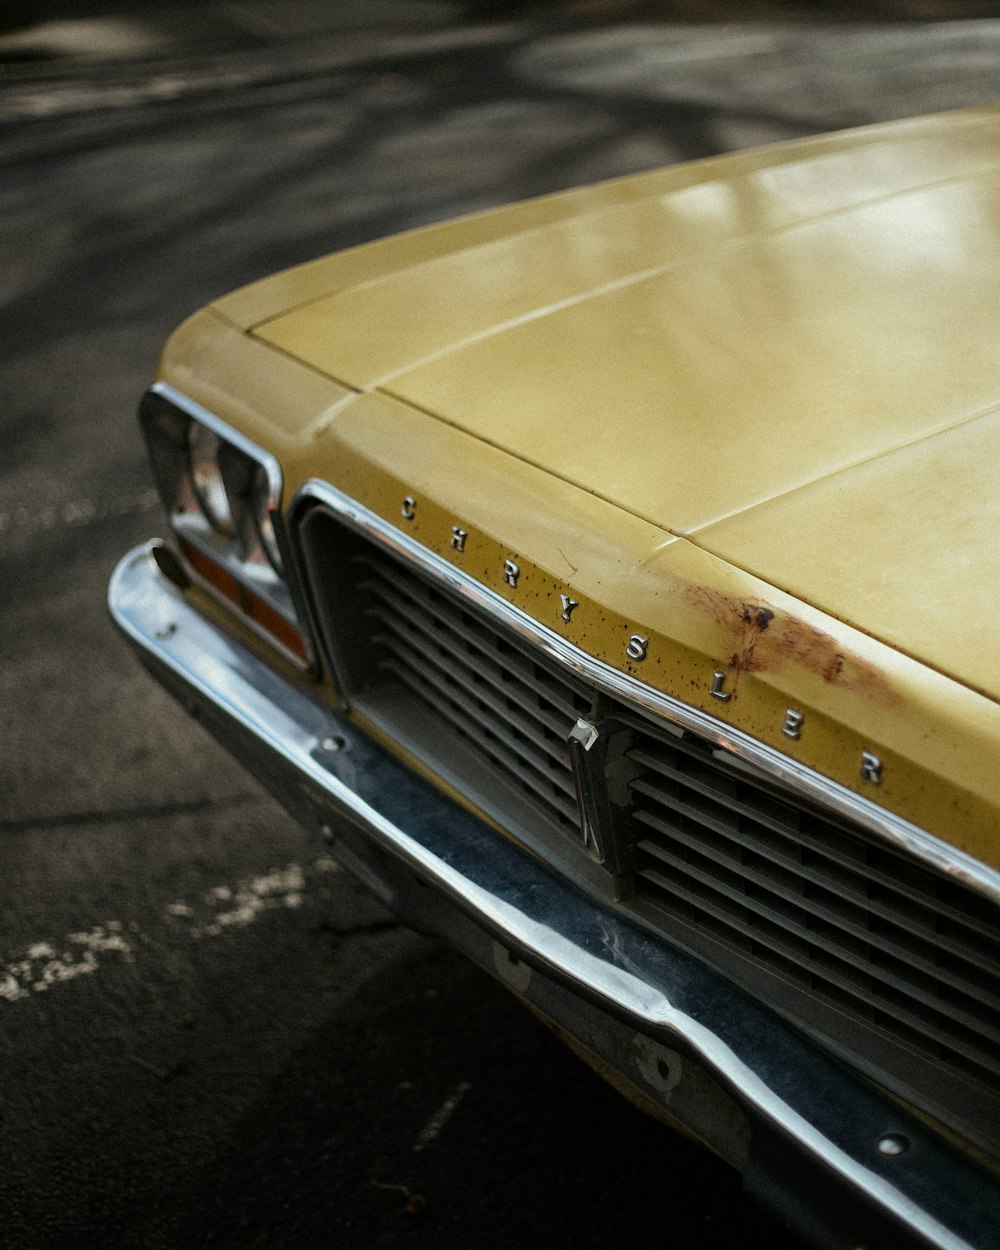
[218,109,1000,700]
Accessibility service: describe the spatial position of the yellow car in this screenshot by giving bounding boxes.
[111,108,1000,1248]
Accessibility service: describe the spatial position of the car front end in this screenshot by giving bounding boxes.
[111,110,1000,1249]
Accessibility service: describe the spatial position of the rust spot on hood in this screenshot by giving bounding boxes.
[684,586,898,704]
[740,604,774,633]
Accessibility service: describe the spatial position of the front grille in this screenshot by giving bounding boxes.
[298,498,1000,1149]
[299,508,592,848]
[355,549,590,834]
[627,728,1000,1095]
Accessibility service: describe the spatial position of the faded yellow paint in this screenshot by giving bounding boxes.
[154,108,1000,872]
[692,411,1000,706]
[251,109,1000,539]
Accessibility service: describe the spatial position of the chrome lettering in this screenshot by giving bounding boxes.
[559,594,579,623]
[782,709,804,739]
[401,496,417,521]
[626,634,648,662]
[709,671,731,702]
[861,752,882,785]
[503,559,520,588]
[450,526,468,552]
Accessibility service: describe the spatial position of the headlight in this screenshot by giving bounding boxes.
[249,464,284,575]
[188,424,236,538]
[139,383,308,666]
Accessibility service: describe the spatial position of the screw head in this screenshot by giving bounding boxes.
[877,1133,910,1157]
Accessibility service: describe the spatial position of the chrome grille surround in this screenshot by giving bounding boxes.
[294,480,1000,1153]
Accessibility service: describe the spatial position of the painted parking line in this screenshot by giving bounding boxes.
[0,925,133,1001]
[412,1080,473,1153]
[0,856,341,1004]
[0,487,161,540]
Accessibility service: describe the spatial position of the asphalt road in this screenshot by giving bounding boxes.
[2,4,999,1247]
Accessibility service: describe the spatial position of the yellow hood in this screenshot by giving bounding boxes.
[215,108,1000,700]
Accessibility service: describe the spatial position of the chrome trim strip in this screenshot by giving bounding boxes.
[295,479,1000,908]
[110,541,994,1250]
[149,381,283,503]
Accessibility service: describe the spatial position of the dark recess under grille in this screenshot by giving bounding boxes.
[299,501,1000,1152]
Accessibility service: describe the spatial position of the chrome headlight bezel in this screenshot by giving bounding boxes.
[139,382,310,668]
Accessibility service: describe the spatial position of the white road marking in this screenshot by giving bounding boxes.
[0,858,342,1005]
[413,1080,473,1153]
[0,924,132,1002]
[188,863,307,937]
[173,859,341,938]
[0,488,160,540]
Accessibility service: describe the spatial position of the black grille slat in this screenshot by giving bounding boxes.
[634,816,1000,1047]
[633,803,1000,1018]
[365,594,585,749]
[630,770,1000,988]
[374,631,579,802]
[628,728,1000,1089]
[359,557,589,722]
[383,660,580,827]
[630,742,803,837]
[632,739,996,943]
[344,553,586,833]
[637,859,999,1081]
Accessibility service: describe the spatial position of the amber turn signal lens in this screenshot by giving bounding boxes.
[178,538,308,664]
[180,537,240,602]
[244,587,308,663]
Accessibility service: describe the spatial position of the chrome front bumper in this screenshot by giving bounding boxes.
[110,542,996,1250]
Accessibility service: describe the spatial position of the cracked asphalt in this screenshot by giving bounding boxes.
[1,2,998,1246]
